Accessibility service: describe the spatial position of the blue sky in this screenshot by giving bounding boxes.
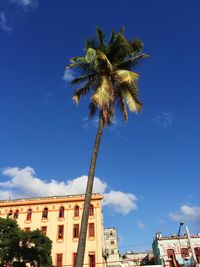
[1,0,200,252]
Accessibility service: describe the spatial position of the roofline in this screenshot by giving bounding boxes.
[0,193,104,207]
[157,234,200,240]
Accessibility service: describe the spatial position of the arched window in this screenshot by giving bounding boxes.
[181,248,189,259]
[26,209,32,220]
[42,208,48,219]
[13,209,19,219]
[74,205,79,217]
[89,204,94,216]
[195,247,200,263]
[59,207,64,218]
[7,210,13,218]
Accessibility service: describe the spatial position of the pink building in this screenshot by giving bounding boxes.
[152,232,200,267]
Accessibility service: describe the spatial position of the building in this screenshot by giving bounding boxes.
[104,228,121,267]
[152,232,200,267]
[122,251,154,266]
[0,193,104,267]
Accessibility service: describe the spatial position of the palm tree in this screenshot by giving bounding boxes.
[66,27,148,267]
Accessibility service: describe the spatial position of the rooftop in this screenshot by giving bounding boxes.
[0,193,103,207]
[157,234,200,240]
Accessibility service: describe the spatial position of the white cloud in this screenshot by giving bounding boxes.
[103,190,137,215]
[0,166,137,215]
[137,219,145,229]
[1,167,106,198]
[63,69,75,82]
[10,0,38,8]
[153,112,173,128]
[0,12,12,32]
[169,205,200,222]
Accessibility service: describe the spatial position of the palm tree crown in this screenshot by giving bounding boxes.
[67,27,148,126]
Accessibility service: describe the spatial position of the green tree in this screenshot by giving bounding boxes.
[66,27,148,267]
[0,218,21,266]
[20,229,53,267]
[0,218,53,267]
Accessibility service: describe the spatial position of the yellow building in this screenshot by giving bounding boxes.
[0,193,104,267]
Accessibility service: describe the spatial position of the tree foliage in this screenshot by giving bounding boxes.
[67,27,148,125]
[0,218,53,267]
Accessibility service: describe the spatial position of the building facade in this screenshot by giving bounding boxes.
[104,228,121,267]
[152,232,200,267]
[0,193,104,267]
[122,251,154,266]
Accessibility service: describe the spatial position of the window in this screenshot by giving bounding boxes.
[195,247,200,263]
[181,248,189,259]
[56,254,63,267]
[59,207,64,218]
[74,205,79,217]
[13,210,19,219]
[73,253,77,267]
[41,226,47,235]
[89,223,95,237]
[89,205,94,216]
[24,227,30,232]
[73,224,79,238]
[89,254,95,267]
[26,209,32,220]
[42,208,48,219]
[7,210,13,218]
[58,225,64,239]
[111,240,115,245]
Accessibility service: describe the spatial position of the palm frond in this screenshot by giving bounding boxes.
[72,83,91,104]
[66,56,90,70]
[108,32,133,63]
[85,48,96,63]
[70,56,86,63]
[109,29,116,46]
[89,102,97,117]
[102,107,113,125]
[91,76,114,108]
[116,92,128,121]
[85,37,98,50]
[129,39,144,53]
[96,27,106,49]
[96,50,113,73]
[115,53,149,70]
[114,70,139,85]
[122,89,142,112]
[71,73,98,85]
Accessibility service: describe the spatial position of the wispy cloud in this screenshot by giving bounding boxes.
[137,219,145,229]
[0,166,138,215]
[0,12,12,32]
[0,0,38,32]
[10,0,38,8]
[82,115,125,131]
[169,205,200,223]
[44,92,54,104]
[153,112,173,128]
[63,69,75,83]
[82,116,99,130]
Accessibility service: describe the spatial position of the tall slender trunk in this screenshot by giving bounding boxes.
[75,116,104,267]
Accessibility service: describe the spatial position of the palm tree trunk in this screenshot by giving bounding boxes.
[75,115,104,267]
